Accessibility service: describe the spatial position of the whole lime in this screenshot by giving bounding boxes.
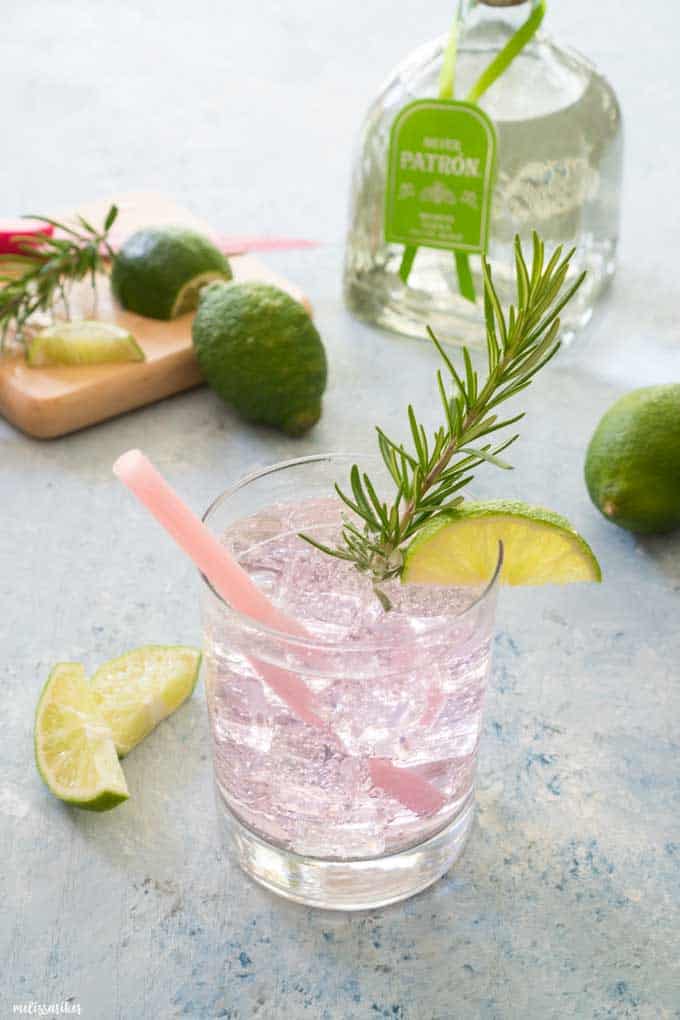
[585,384,680,534]
[111,226,232,320]
[192,282,327,435]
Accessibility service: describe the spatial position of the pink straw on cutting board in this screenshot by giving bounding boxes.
[105,234,320,258]
[113,450,444,816]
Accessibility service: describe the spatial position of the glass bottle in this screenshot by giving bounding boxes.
[343,0,623,347]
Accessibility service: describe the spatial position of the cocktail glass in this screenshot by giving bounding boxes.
[202,454,501,910]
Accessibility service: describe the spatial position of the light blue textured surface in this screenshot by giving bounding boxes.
[2,2,680,1017]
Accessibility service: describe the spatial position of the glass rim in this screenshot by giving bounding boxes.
[200,452,503,652]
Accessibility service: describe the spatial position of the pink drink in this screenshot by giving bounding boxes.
[202,457,500,908]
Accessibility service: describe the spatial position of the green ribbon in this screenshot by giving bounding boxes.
[438,12,460,101]
[467,0,547,104]
[398,0,547,301]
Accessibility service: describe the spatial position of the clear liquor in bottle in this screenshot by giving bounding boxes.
[344,0,623,347]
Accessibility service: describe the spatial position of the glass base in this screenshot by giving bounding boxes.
[216,787,476,910]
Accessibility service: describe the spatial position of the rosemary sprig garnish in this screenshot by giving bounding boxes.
[301,233,585,597]
[0,204,118,348]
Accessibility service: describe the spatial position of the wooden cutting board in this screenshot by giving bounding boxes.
[0,193,311,439]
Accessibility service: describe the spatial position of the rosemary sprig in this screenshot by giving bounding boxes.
[301,232,585,593]
[0,204,118,348]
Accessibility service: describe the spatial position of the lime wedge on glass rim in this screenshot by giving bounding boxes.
[26,320,144,367]
[402,500,602,586]
[91,645,202,757]
[34,663,129,811]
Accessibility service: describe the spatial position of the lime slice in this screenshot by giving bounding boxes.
[111,226,232,320]
[91,645,201,756]
[402,500,602,586]
[26,320,144,367]
[34,663,129,811]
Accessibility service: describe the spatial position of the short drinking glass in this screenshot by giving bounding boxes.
[202,454,501,909]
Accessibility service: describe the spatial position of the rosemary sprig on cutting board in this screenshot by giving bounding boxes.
[0,204,118,347]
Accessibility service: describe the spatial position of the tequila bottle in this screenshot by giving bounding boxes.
[344,0,623,346]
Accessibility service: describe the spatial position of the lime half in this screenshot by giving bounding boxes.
[111,227,232,320]
[91,645,201,757]
[27,320,144,367]
[34,663,129,811]
[402,500,602,586]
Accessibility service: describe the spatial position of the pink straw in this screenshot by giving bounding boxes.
[213,235,320,255]
[113,450,444,816]
[106,235,320,258]
[113,450,304,637]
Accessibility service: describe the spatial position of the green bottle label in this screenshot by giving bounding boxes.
[384,99,497,254]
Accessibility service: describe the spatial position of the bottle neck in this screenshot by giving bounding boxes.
[446,0,547,107]
[459,0,536,33]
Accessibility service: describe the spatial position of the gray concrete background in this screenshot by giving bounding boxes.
[2,2,679,1018]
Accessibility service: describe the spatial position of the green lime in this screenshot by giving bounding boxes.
[585,384,680,534]
[26,320,144,367]
[91,645,201,757]
[192,281,327,435]
[34,663,129,811]
[402,500,602,586]
[111,226,232,320]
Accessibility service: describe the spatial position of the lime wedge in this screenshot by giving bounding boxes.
[402,500,602,586]
[26,320,144,367]
[91,645,202,757]
[34,663,129,811]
